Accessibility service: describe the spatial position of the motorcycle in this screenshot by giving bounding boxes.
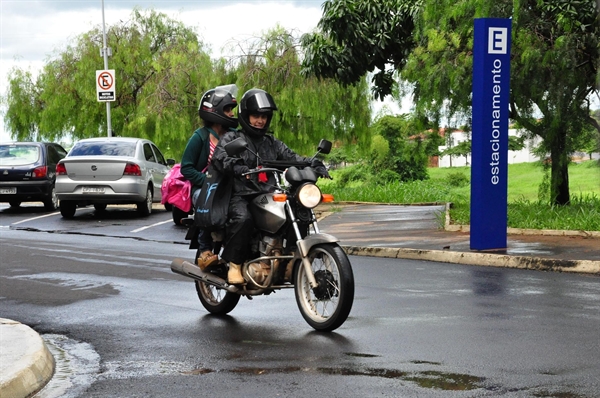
[170,138,354,332]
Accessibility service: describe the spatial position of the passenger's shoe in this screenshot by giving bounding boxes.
[227,262,244,284]
[197,251,218,271]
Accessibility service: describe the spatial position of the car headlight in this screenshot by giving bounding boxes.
[297,183,322,209]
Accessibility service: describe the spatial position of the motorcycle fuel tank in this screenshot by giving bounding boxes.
[250,194,287,234]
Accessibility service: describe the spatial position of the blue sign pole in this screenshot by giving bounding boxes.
[471,18,512,250]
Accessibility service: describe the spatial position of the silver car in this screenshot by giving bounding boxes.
[56,137,175,218]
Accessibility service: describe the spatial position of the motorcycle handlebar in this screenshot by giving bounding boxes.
[240,167,282,177]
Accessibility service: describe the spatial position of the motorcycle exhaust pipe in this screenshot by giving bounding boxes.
[170,258,239,293]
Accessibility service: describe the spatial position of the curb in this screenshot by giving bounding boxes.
[0,319,55,398]
[318,202,600,275]
[341,245,600,275]
[442,203,600,238]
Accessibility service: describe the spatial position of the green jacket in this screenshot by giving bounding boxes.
[180,127,212,193]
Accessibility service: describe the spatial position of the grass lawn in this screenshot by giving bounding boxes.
[427,160,600,201]
[322,160,600,231]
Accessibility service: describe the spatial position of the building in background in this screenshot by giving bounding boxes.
[437,129,544,168]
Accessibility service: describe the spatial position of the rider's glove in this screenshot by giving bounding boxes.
[311,159,332,180]
[315,166,332,180]
[233,164,249,176]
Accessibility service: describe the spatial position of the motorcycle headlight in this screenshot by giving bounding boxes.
[297,183,322,209]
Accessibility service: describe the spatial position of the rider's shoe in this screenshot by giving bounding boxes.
[227,262,244,284]
[197,251,218,271]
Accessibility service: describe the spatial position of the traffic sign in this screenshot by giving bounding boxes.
[96,69,116,102]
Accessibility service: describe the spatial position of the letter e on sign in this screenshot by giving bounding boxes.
[488,28,508,54]
[96,69,116,102]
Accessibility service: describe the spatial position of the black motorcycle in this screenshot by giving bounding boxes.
[171,138,354,332]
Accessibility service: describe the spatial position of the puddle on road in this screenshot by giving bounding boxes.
[403,371,482,390]
[344,352,380,358]
[532,392,587,398]
[184,365,484,391]
[35,334,100,398]
[33,337,589,396]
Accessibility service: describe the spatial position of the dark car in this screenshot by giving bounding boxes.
[0,142,68,210]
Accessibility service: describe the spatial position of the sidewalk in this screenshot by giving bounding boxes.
[2,203,599,398]
[0,318,54,398]
[317,203,600,275]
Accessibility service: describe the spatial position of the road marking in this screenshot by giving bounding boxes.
[131,219,172,233]
[12,212,61,225]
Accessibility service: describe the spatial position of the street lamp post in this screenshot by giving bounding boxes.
[101,0,112,137]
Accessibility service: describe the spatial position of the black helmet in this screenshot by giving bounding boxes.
[198,84,238,129]
[239,88,277,137]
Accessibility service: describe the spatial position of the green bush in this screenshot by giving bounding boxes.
[373,169,400,184]
[332,164,366,187]
[445,172,469,187]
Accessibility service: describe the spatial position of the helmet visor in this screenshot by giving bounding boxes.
[215,84,238,98]
[246,91,277,112]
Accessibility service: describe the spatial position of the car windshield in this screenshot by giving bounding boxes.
[0,145,41,166]
[69,141,136,157]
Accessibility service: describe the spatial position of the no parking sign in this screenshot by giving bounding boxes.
[96,69,116,102]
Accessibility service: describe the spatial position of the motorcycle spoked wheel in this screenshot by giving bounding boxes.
[195,271,241,315]
[294,243,355,332]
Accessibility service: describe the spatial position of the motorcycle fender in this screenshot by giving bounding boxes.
[296,233,339,257]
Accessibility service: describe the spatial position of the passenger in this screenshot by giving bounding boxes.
[180,84,238,270]
[211,88,330,284]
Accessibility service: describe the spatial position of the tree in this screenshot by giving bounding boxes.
[508,135,526,152]
[4,9,219,158]
[302,0,600,205]
[575,109,600,159]
[232,26,372,154]
[371,114,435,181]
[300,0,421,100]
[443,140,472,166]
[4,12,371,159]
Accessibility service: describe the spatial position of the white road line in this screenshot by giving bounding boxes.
[12,211,61,225]
[131,219,172,233]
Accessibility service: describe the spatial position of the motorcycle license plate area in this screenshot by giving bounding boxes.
[0,187,17,194]
[82,187,105,194]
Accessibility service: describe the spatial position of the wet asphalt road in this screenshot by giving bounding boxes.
[1,204,599,397]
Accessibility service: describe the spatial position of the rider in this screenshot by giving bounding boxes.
[211,88,330,284]
[180,84,238,270]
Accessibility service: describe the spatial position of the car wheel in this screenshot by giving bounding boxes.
[8,201,21,208]
[137,187,153,216]
[43,185,59,211]
[60,200,77,218]
[93,203,107,212]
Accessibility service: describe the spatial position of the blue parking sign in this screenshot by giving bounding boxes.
[470,19,512,250]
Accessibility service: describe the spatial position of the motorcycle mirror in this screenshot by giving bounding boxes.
[224,137,248,157]
[317,139,332,155]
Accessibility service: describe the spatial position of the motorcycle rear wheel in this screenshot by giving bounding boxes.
[294,243,354,332]
[195,280,240,315]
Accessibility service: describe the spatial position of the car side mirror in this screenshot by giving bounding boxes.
[225,137,248,157]
[167,158,176,166]
[317,140,332,155]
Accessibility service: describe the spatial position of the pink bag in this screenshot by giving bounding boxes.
[160,164,192,212]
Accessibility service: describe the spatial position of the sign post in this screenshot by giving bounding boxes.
[100,0,112,137]
[470,18,512,250]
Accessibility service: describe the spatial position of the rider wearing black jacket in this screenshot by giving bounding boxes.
[212,88,328,284]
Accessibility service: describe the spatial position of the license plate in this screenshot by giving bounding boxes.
[0,187,17,194]
[82,187,105,194]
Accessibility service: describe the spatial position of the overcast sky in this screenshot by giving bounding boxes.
[3,0,392,142]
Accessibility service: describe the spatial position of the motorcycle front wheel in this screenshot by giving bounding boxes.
[294,243,354,332]
[195,280,240,315]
